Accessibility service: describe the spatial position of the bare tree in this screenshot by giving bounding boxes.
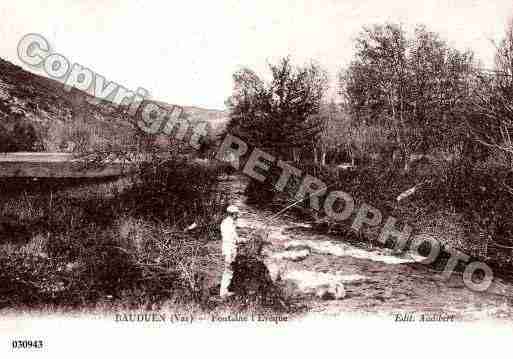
[311,100,351,165]
[470,19,513,168]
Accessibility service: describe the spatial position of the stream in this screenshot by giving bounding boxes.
[219,174,513,321]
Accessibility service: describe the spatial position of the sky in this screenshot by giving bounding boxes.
[1,0,512,110]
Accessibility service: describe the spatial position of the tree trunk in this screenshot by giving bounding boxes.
[292,148,299,163]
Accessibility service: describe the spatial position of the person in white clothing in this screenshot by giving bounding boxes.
[220,205,242,297]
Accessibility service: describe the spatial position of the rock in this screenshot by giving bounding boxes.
[315,282,346,300]
[336,163,355,171]
[285,239,422,265]
[286,240,346,256]
[264,261,284,282]
[280,270,364,300]
[271,249,310,262]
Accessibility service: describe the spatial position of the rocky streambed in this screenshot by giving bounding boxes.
[219,174,513,321]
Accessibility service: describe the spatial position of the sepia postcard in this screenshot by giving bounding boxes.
[1,1,513,357]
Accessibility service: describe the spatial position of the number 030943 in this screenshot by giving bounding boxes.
[11,340,44,350]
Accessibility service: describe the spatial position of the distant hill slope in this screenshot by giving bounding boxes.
[153,101,228,139]
[0,57,228,153]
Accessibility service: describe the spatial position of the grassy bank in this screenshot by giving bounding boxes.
[0,156,230,311]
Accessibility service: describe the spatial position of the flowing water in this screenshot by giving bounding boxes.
[219,174,513,321]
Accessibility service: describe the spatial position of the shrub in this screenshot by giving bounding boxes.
[0,119,42,152]
[0,153,228,310]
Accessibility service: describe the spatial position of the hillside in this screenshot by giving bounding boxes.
[153,101,228,139]
[0,57,228,153]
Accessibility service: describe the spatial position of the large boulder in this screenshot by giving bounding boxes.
[281,270,346,299]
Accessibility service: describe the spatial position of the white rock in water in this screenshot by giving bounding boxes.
[286,240,420,265]
[281,270,356,300]
[264,261,284,282]
[271,249,310,261]
[333,283,346,299]
[315,282,346,300]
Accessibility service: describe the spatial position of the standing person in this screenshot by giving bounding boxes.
[220,205,242,298]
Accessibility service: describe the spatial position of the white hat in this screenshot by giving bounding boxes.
[226,205,240,214]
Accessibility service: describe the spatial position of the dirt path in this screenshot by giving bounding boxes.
[219,175,513,322]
